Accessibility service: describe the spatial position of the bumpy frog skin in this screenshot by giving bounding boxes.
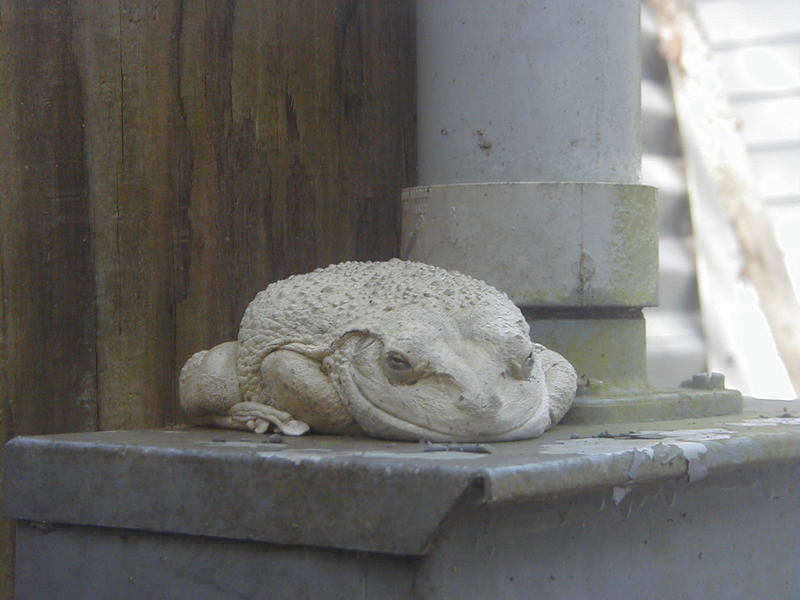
[180,259,577,442]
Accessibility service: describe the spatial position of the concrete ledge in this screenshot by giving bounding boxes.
[13,521,416,600]
[3,432,476,556]
[5,399,798,558]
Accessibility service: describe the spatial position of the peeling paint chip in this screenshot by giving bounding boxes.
[612,486,630,505]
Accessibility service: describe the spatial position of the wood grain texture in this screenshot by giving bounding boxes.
[0,4,99,596]
[0,1,415,596]
[1,0,99,436]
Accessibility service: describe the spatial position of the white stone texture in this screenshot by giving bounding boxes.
[180,260,577,442]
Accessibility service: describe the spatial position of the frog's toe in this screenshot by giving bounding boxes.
[244,419,267,434]
[281,419,311,436]
[230,401,311,436]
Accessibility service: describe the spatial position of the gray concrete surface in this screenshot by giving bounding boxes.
[5,398,799,599]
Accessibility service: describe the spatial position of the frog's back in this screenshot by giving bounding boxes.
[237,260,513,396]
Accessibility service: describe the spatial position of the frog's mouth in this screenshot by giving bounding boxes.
[349,375,551,442]
[330,349,549,442]
[327,326,553,442]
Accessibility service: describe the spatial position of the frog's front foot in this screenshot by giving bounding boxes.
[179,342,310,436]
[226,401,310,436]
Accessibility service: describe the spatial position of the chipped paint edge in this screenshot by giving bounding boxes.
[481,424,800,503]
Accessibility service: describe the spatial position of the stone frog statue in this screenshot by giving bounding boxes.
[180,259,577,442]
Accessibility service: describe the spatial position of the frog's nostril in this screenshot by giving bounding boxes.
[455,394,501,416]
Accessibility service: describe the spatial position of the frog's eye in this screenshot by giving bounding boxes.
[509,351,535,380]
[385,351,412,371]
[384,351,419,385]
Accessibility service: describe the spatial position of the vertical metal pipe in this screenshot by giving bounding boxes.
[416,0,642,185]
[403,0,659,395]
[404,0,743,420]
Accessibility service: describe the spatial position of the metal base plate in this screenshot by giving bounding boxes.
[563,387,743,425]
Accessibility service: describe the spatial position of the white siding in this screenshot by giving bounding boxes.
[697,0,800,300]
[641,3,707,387]
[643,0,800,395]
